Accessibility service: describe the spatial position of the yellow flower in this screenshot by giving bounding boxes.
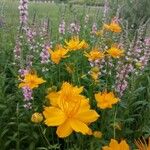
[95,91,119,109]
[31,112,43,123]
[43,82,99,138]
[104,21,122,33]
[49,44,69,64]
[93,131,102,138]
[135,137,150,150]
[102,139,130,150]
[85,47,104,62]
[107,46,124,58]
[46,82,84,107]
[19,73,46,89]
[65,36,87,51]
[90,67,100,82]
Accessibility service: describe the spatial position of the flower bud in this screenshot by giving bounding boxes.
[31,112,43,123]
[93,131,102,138]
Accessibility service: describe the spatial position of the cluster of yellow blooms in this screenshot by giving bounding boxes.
[18,19,146,149]
[18,75,119,138]
[47,21,123,65]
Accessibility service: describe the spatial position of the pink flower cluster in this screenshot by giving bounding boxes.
[14,38,21,61]
[59,19,65,35]
[103,0,109,22]
[18,69,33,109]
[91,23,97,34]
[26,27,37,43]
[18,0,29,27]
[69,22,80,34]
[40,43,51,64]
[115,64,134,96]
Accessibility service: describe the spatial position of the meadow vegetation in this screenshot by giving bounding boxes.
[0,0,150,149]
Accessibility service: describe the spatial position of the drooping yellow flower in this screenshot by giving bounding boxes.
[49,44,69,64]
[104,20,122,33]
[84,47,104,62]
[135,137,150,150]
[31,112,43,123]
[43,82,99,138]
[95,91,119,109]
[65,36,88,51]
[107,46,124,58]
[90,67,100,82]
[95,29,104,36]
[65,63,75,74]
[19,73,46,89]
[102,139,130,150]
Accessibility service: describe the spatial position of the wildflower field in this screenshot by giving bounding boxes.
[0,0,150,149]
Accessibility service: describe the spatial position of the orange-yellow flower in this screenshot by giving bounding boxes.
[84,47,104,62]
[104,20,122,33]
[107,46,124,58]
[43,82,99,138]
[65,36,88,51]
[95,91,119,109]
[135,137,150,150]
[102,139,130,150]
[19,73,46,89]
[49,44,69,64]
[31,112,43,123]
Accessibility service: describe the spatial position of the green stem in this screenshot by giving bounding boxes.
[113,106,117,139]
[105,57,109,90]
[16,103,20,150]
[39,125,51,149]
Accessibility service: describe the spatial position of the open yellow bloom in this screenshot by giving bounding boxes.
[84,47,104,62]
[104,21,122,33]
[31,112,43,123]
[102,139,130,150]
[135,137,150,150]
[49,44,69,64]
[19,73,46,89]
[95,91,119,109]
[107,46,124,58]
[43,82,99,138]
[65,36,87,51]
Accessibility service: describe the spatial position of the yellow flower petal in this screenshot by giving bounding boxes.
[75,110,99,123]
[120,140,130,150]
[102,146,111,150]
[43,107,66,126]
[56,120,73,138]
[69,119,90,135]
[109,139,120,150]
[46,91,59,106]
